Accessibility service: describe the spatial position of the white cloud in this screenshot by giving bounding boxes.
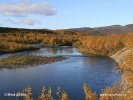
[0,1,57,17]
[21,18,40,25]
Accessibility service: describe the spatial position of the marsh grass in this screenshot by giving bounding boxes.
[0,55,67,68]
[22,86,68,100]
[0,55,35,65]
[83,84,97,100]
[0,41,38,54]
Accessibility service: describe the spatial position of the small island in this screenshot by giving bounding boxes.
[0,55,67,68]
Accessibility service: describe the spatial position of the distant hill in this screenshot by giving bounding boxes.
[1,24,133,35]
[64,24,133,34]
[0,27,54,34]
[0,27,79,35]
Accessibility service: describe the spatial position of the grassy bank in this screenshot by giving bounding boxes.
[0,55,67,68]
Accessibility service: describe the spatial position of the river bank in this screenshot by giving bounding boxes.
[111,47,131,64]
[0,55,67,68]
[99,48,133,100]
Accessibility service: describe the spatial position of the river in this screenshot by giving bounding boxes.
[0,47,121,100]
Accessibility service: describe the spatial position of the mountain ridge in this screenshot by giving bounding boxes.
[1,24,133,34]
[64,24,133,34]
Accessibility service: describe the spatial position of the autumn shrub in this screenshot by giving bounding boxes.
[38,86,53,100]
[22,86,68,100]
[23,86,33,100]
[56,86,69,100]
[0,41,37,53]
[77,34,124,56]
[41,35,78,46]
[83,84,97,100]
[124,32,133,49]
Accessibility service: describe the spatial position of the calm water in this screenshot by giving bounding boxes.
[0,47,121,100]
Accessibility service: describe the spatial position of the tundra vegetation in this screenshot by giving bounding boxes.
[0,55,67,68]
[0,41,38,54]
[0,28,133,99]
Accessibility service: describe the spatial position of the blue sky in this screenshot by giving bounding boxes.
[0,0,133,29]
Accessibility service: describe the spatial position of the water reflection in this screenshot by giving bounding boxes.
[32,47,81,56]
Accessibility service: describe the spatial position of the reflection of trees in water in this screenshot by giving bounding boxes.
[47,47,74,55]
[49,48,58,54]
[68,49,73,54]
[82,57,97,64]
[0,67,18,71]
[82,56,113,64]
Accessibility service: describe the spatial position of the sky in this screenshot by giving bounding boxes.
[0,0,133,29]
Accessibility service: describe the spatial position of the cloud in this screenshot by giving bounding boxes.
[0,1,57,17]
[21,18,40,25]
